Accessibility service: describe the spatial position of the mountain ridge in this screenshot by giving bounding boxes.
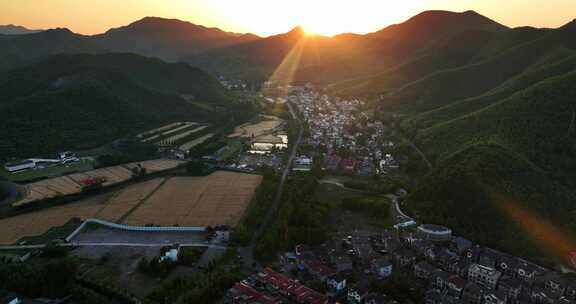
[0,24,42,35]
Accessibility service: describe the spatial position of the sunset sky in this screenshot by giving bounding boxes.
[1,0,575,36]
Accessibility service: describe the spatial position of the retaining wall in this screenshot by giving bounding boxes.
[66,218,206,242]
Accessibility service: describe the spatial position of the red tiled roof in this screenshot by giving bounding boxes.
[448,275,467,288]
[230,282,280,304]
[341,158,357,170]
[260,269,328,304]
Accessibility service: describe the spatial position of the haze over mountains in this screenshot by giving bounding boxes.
[92,17,260,60]
[0,24,42,35]
[2,10,576,259]
[0,10,511,79]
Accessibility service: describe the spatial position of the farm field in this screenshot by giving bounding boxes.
[0,179,166,245]
[159,125,208,143]
[14,159,184,207]
[179,133,214,151]
[137,121,211,147]
[228,115,283,138]
[137,122,186,139]
[123,171,263,227]
[0,171,261,245]
[141,123,201,143]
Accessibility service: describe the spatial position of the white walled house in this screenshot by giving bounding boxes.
[327,273,347,294]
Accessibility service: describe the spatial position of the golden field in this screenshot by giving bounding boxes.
[0,171,262,244]
[124,171,263,227]
[15,159,185,207]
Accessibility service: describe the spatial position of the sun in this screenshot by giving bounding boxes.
[301,23,338,37]
[301,18,342,36]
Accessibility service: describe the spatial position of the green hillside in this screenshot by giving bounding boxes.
[0,54,248,159]
[331,27,549,96]
[404,71,576,261]
[375,22,576,113]
[0,53,231,103]
[408,53,576,129]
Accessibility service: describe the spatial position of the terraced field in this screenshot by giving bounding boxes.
[137,121,211,147]
[14,159,185,207]
[137,122,185,139]
[179,133,214,151]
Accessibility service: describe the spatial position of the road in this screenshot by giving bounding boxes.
[239,101,303,268]
[386,194,411,221]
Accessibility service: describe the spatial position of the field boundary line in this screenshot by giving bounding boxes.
[117,177,169,224]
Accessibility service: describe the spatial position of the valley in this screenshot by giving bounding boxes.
[0,6,575,304]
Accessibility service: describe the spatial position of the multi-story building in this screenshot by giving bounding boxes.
[468,264,502,290]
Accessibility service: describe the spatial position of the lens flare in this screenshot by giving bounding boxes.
[490,191,576,267]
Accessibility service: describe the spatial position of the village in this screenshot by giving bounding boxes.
[225,214,576,304]
[2,84,576,304]
[223,86,576,304]
[285,86,398,176]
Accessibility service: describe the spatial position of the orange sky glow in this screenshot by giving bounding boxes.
[0,0,574,36]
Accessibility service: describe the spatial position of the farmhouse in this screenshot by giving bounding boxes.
[4,160,36,172]
[293,155,313,171]
[468,263,502,290]
[4,152,80,173]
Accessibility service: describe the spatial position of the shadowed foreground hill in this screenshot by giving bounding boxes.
[0,53,244,159]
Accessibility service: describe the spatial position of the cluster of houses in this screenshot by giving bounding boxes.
[226,267,329,304]
[226,230,402,304]
[380,223,576,304]
[288,87,398,177]
[226,222,576,304]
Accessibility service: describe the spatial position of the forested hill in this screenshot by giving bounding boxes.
[3,53,231,103]
[356,20,576,263]
[405,71,576,261]
[0,28,100,71]
[0,53,243,159]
